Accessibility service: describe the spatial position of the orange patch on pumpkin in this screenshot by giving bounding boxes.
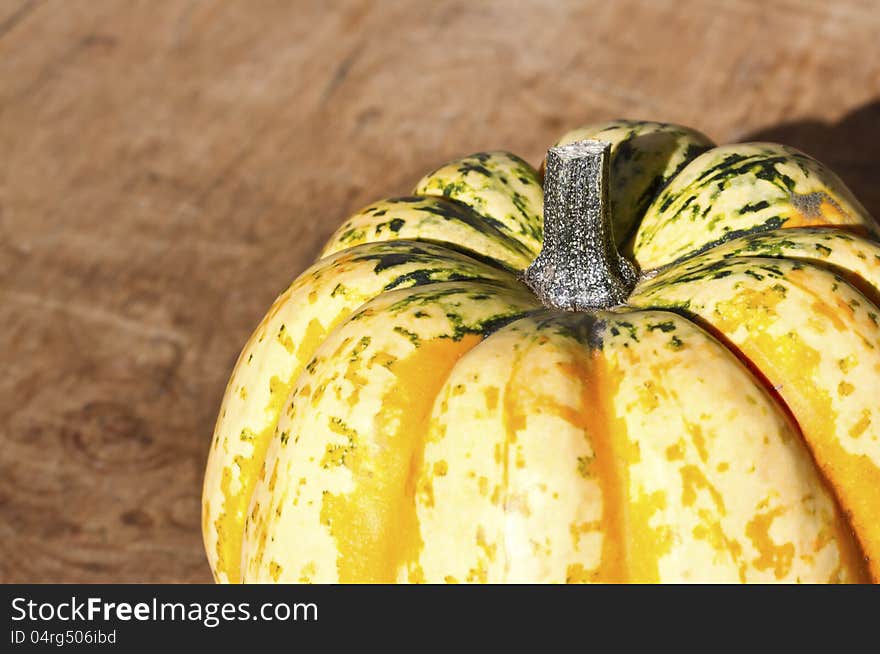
[320,335,482,583]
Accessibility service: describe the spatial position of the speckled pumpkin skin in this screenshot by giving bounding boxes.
[202,120,880,584]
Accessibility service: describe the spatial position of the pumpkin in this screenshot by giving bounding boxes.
[202,119,880,583]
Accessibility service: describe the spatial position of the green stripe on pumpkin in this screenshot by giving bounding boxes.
[414,151,544,255]
[632,143,878,270]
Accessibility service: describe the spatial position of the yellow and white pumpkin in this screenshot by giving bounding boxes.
[202,120,880,583]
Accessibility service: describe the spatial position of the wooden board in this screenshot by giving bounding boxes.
[2,0,879,582]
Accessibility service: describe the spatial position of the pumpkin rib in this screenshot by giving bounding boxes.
[321,195,537,271]
[630,255,880,581]
[634,305,871,582]
[632,143,880,270]
[667,227,880,307]
[202,242,523,583]
[595,308,868,582]
[415,310,619,582]
[414,151,545,256]
[645,224,879,277]
[413,308,634,581]
[236,280,540,582]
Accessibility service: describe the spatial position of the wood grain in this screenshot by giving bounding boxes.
[1,0,879,583]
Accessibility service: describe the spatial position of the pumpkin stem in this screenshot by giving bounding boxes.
[524,140,637,311]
